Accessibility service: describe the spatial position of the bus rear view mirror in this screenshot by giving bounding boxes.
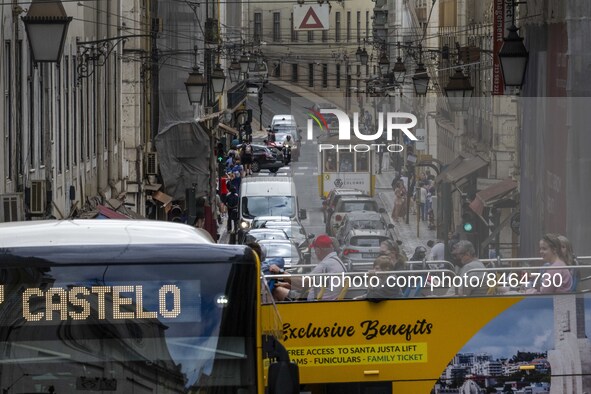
[268,361,300,394]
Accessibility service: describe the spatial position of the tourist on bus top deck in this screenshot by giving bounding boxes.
[448,240,487,296]
[524,233,573,294]
[363,256,403,301]
[379,239,408,271]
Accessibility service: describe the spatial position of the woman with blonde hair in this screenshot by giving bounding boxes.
[526,233,572,294]
[557,234,578,266]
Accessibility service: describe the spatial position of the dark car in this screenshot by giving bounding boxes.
[246,144,285,173]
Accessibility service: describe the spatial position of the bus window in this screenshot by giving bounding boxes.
[339,152,354,172]
[324,151,337,172]
[356,151,369,172]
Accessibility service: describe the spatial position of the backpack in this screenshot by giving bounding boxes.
[226,192,239,211]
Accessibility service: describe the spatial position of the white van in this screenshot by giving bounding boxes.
[271,114,296,129]
[238,177,306,228]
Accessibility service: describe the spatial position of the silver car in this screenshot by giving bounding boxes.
[258,239,303,268]
[336,211,395,245]
[243,228,289,244]
[339,229,393,271]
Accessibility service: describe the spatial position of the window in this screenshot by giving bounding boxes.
[15,41,22,178]
[28,59,34,167]
[308,31,314,42]
[291,13,298,42]
[57,63,62,173]
[347,11,351,41]
[366,11,369,39]
[322,64,328,88]
[4,41,12,179]
[357,11,361,42]
[335,12,341,42]
[72,56,77,165]
[254,13,262,43]
[291,64,298,82]
[308,63,314,87]
[322,30,328,42]
[336,64,341,88]
[273,12,281,42]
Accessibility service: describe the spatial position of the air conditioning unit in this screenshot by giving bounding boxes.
[145,152,158,175]
[29,180,47,215]
[0,193,24,222]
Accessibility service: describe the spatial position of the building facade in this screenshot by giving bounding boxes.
[0,0,152,222]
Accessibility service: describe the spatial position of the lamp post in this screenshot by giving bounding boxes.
[21,0,72,63]
[184,66,207,105]
[498,25,529,88]
[229,58,241,82]
[378,52,390,76]
[444,67,474,112]
[392,56,406,84]
[412,63,430,96]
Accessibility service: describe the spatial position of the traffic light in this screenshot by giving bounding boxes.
[461,203,476,233]
[258,89,263,106]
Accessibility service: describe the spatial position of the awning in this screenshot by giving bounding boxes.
[435,154,488,184]
[469,179,518,216]
[152,190,173,207]
[97,205,130,219]
[218,123,238,136]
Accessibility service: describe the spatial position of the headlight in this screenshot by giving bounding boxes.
[240,221,250,229]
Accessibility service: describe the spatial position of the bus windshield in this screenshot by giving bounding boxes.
[0,254,257,393]
[241,196,295,219]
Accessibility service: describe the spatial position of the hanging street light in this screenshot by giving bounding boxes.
[21,0,73,63]
[412,63,430,96]
[185,66,207,105]
[211,63,227,95]
[378,52,390,75]
[229,58,241,82]
[392,56,406,83]
[355,47,363,63]
[239,53,250,74]
[360,48,369,66]
[248,53,257,72]
[498,24,529,87]
[444,67,474,112]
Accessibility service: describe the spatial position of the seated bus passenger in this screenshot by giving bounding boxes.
[364,256,402,301]
[448,240,486,296]
[525,233,573,294]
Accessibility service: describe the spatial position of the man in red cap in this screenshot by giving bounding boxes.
[306,234,348,300]
[270,234,347,301]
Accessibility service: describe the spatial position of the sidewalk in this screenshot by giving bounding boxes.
[376,170,437,258]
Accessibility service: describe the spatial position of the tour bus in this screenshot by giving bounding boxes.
[0,220,298,393]
[317,133,377,198]
[263,258,591,393]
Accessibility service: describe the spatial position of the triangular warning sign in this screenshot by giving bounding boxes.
[300,7,323,29]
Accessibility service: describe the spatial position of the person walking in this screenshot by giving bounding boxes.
[241,139,253,176]
[224,186,240,236]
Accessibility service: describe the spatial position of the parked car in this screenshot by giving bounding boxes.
[258,239,303,268]
[322,188,367,226]
[335,211,396,245]
[327,196,383,236]
[339,229,393,271]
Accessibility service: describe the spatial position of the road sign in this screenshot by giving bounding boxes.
[293,4,329,31]
[415,128,426,151]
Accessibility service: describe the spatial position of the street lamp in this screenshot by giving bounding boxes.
[355,47,363,63]
[211,63,227,95]
[378,52,390,75]
[360,48,369,66]
[412,63,430,96]
[392,56,406,83]
[229,58,241,82]
[444,67,474,112]
[498,24,529,87]
[21,0,72,63]
[184,66,207,105]
[239,53,250,75]
[248,53,257,72]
